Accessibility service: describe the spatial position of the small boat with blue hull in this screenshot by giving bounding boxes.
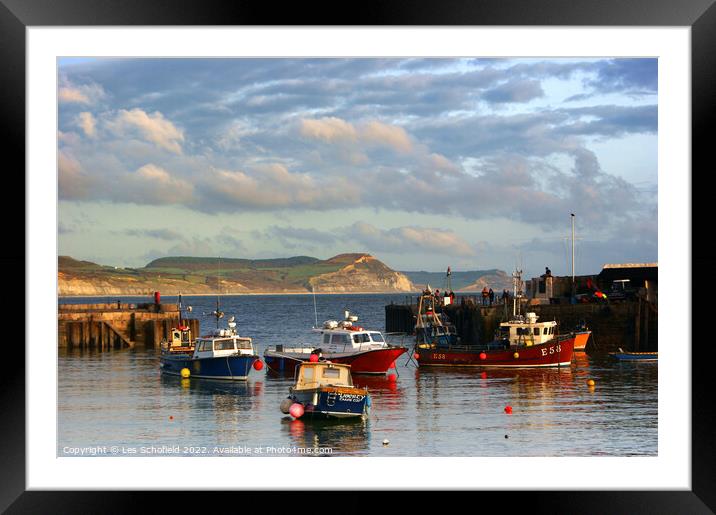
[609,348,658,361]
[160,317,259,380]
[281,362,370,420]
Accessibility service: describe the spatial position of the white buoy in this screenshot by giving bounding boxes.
[382,439,390,446]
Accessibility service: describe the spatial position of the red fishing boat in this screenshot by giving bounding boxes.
[415,270,575,368]
[264,310,407,375]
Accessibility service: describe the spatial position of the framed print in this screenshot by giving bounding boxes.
[5,0,713,512]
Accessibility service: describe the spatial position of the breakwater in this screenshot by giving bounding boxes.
[385,296,657,352]
[58,302,199,350]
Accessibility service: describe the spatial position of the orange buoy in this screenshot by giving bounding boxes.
[413,352,420,360]
[587,379,595,386]
[513,352,519,359]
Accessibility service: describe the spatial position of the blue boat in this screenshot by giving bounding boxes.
[160,316,259,380]
[281,362,370,420]
[609,348,658,361]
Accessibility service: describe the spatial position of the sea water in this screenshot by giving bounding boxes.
[58,293,657,457]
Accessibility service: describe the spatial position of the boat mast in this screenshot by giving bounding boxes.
[512,268,522,318]
[571,213,575,298]
[312,284,318,328]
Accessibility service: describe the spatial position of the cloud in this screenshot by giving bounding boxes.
[199,163,349,212]
[255,222,475,258]
[109,109,184,154]
[121,228,184,240]
[483,79,544,104]
[58,79,106,105]
[299,117,357,142]
[58,150,91,199]
[76,112,97,138]
[299,117,413,155]
[125,164,194,205]
[360,121,413,153]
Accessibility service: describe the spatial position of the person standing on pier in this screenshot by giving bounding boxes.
[481,286,489,306]
[501,289,509,305]
[488,288,495,306]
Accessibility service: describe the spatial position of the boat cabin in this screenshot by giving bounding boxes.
[314,328,387,352]
[192,323,254,359]
[293,362,354,390]
[162,326,194,353]
[497,312,557,347]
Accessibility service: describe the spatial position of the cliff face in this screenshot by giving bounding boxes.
[58,253,416,295]
[57,271,251,296]
[309,254,415,293]
[459,270,513,292]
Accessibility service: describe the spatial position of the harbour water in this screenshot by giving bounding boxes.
[58,294,657,457]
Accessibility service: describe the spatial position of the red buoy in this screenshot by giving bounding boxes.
[253,360,264,371]
[479,352,487,360]
[154,291,161,305]
[413,352,420,360]
[309,354,319,363]
[388,373,397,382]
[504,405,513,414]
[289,403,305,419]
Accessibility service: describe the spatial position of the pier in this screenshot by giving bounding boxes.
[386,295,657,352]
[58,302,199,350]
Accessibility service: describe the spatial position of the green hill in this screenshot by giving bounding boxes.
[58,253,416,295]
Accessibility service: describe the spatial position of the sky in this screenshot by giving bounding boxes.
[57,57,657,278]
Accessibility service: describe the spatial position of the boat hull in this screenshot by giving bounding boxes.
[289,387,369,420]
[609,352,658,361]
[573,330,591,351]
[160,353,259,380]
[265,346,407,375]
[416,336,575,368]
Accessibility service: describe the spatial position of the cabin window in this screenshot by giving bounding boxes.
[533,328,540,336]
[323,334,331,345]
[331,334,351,345]
[322,368,341,378]
[197,340,212,352]
[550,327,554,334]
[353,333,370,343]
[302,367,314,380]
[173,331,181,340]
[370,332,384,342]
[543,328,549,335]
[214,339,236,351]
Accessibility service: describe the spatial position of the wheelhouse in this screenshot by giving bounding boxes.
[192,336,254,358]
[293,362,354,390]
[317,329,387,351]
[498,313,558,347]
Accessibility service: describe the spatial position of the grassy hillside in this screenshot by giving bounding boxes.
[58,253,415,295]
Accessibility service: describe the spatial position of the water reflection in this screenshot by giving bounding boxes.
[280,416,371,456]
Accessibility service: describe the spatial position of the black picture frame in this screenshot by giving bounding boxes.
[4,0,711,512]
